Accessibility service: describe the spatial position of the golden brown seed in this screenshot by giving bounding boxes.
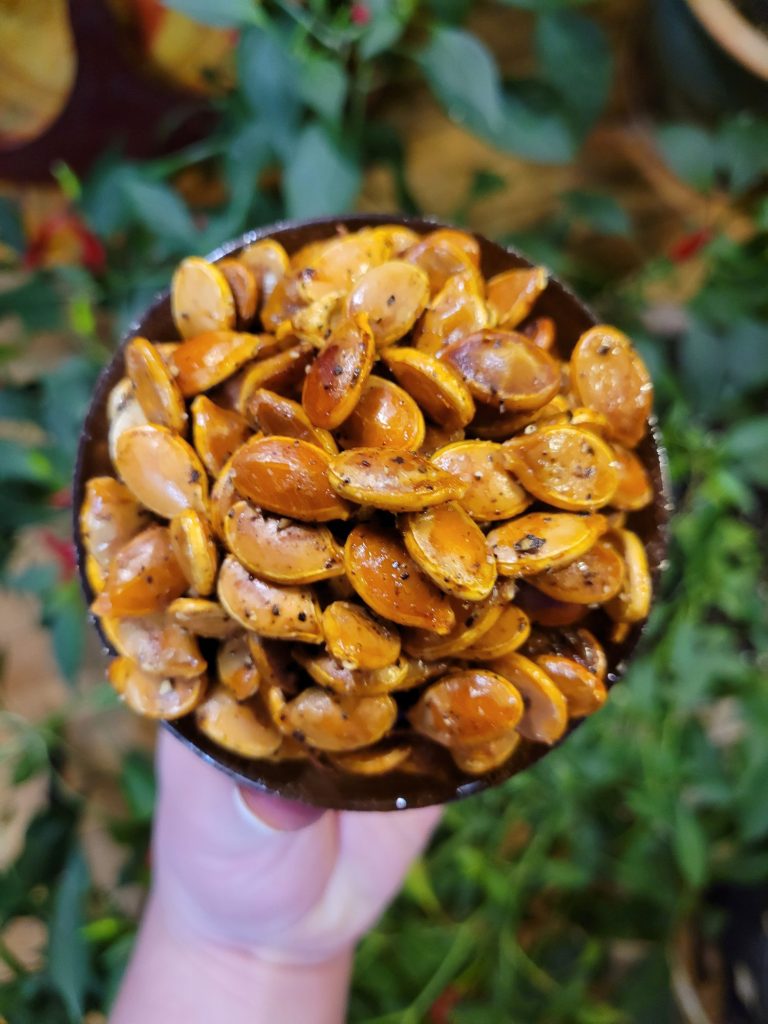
[330,744,412,775]
[108,379,148,465]
[293,650,409,697]
[451,732,521,775]
[382,346,475,430]
[92,524,187,618]
[570,325,652,448]
[207,453,241,540]
[217,632,262,700]
[168,597,238,638]
[610,445,654,511]
[489,652,568,744]
[190,395,251,477]
[486,267,548,328]
[528,539,625,604]
[431,440,529,521]
[440,329,561,410]
[533,654,607,718]
[125,336,188,434]
[335,376,426,452]
[604,528,652,623]
[245,388,337,454]
[328,448,466,512]
[170,331,281,398]
[415,273,489,354]
[224,501,344,584]
[322,601,401,671]
[196,686,282,758]
[487,512,608,577]
[402,501,497,601]
[462,604,531,659]
[471,393,570,441]
[115,425,208,518]
[301,314,376,429]
[101,613,206,678]
[217,555,323,642]
[108,657,206,720]
[169,509,218,595]
[237,341,316,406]
[503,425,618,511]
[402,594,502,660]
[344,524,456,634]
[408,670,523,747]
[171,256,236,338]
[347,261,430,347]
[79,477,151,575]
[217,258,259,326]
[239,239,289,305]
[524,626,607,680]
[521,316,557,352]
[231,435,352,521]
[404,235,481,295]
[281,689,397,752]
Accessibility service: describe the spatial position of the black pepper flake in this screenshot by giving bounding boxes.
[332,364,343,376]
[361,459,371,467]
[145,574,154,584]
[597,343,611,355]
[189,469,201,483]
[514,533,546,554]
[400,571,410,580]
[298,611,307,622]
[387,294,396,306]
[248,573,255,581]
[271,604,280,615]
[393,456,405,464]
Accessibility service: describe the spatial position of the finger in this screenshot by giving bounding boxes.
[152,729,338,942]
[237,786,325,832]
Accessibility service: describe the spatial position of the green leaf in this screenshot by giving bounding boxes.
[419,27,506,141]
[297,52,348,122]
[500,83,575,163]
[237,27,302,157]
[656,123,717,191]
[0,274,63,332]
[358,0,412,59]
[121,751,157,823]
[121,178,198,249]
[0,440,58,486]
[283,124,361,219]
[564,190,631,236]
[720,417,768,486]
[41,355,103,465]
[535,12,612,137]
[48,848,90,1022]
[673,806,707,888]
[0,196,25,253]
[160,0,261,27]
[716,113,768,193]
[48,581,86,685]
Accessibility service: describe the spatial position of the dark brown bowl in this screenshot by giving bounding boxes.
[72,213,672,811]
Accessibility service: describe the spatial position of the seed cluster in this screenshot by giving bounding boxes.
[79,224,655,778]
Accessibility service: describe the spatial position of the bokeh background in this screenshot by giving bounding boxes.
[1,0,767,1020]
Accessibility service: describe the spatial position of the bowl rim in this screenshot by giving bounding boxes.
[72,212,673,811]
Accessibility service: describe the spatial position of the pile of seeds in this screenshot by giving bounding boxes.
[79,224,655,777]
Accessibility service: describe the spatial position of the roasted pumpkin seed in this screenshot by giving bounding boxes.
[329,448,466,512]
[408,670,523,747]
[196,686,282,758]
[402,501,497,601]
[335,375,425,451]
[171,256,236,338]
[431,440,529,521]
[322,600,401,670]
[169,508,218,595]
[382,347,475,430]
[490,652,568,744]
[487,512,607,576]
[281,688,397,752]
[108,657,206,720]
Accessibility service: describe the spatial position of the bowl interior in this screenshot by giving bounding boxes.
[73,213,672,811]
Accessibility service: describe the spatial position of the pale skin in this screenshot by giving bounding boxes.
[111,730,442,1023]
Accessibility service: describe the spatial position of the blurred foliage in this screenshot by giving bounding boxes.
[0,0,767,1020]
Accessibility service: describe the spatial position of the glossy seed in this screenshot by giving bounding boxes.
[294,650,409,697]
[610,445,654,511]
[237,341,315,407]
[344,524,455,634]
[169,509,218,595]
[528,539,625,604]
[79,477,151,575]
[168,597,238,638]
[441,329,561,410]
[217,258,259,326]
[169,331,281,397]
[190,395,251,477]
[503,425,618,511]
[322,601,401,671]
[571,325,653,448]
[521,315,557,352]
[533,654,607,718]
[524,626,607,680]
[281,688,397,752]
[217,632,262,699]
[402,501,497,601]
[408,670,523,747]
[207,453,241,540]
[217,555,323,641]
[487,512,608,576]
[415,272,489,354]
[92,524,187,618]
[244,388,337,454]
[347,261,430,347]
[605,528,652,623]
[486,267,548,328]
[115,425,208,518]
[239,239,289,305]
[125,336,187,434]
[102,613,206,678]
[196,686,282,758]
[471,393,570,441]
[108,379,147,466]
[431,440,529,521]
[331,744,412,775]
[328,448,466,512]
[301,314,376,429]
[462,604,531,659]
[108,657,206,720]
[231,435,352,521]
[451,732,521,775]
[335,375,426,452]
[382,346,475,430]
[171,256,236,338]
[489,652,568,744]
[404,235,482,295]
[224,501,344,584]
[402,594,502,660]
